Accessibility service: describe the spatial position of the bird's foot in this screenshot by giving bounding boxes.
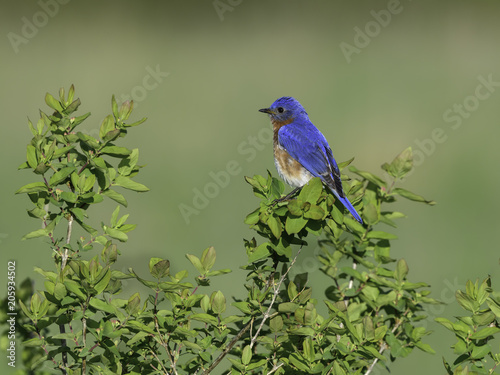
[270,187,301,207]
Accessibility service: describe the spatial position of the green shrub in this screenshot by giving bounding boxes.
[2,86,498,375]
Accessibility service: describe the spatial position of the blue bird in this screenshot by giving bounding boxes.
[259,96,363,224]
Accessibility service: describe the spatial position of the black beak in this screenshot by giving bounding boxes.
[259,107,273,114]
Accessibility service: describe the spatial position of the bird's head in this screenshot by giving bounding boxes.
[259,97,308,125]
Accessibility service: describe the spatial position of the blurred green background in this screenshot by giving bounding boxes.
[1,0,499,373]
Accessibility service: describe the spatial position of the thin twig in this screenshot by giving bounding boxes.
[150,349,171,375]
[344,261,357,308]
[267,362,284,374]
[364,315,405,375]
[81,294,91,374]
[202,318,253,375]
[337,260,357,343]
[154,314,179,375]
[250,246,303,349]
[61,216,73,270]
[58,215,73,374]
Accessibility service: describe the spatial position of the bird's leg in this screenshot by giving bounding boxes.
[271,187,301,207]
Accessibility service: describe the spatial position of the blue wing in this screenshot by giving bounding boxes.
[278,122,363,223]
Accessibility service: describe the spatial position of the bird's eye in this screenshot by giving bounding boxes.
[277,107,284,113]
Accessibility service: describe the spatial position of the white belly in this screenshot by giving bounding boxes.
[274,151,314,188]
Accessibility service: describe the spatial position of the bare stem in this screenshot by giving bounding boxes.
[150,349,170,375]
[81,294,91,374]
[337,260,357,343]
[250,246,302,349]
[154,314,179,375]
[267,362,284,374]
[58,215,74,374]
[202,319,253,375]
[364,314,405,375]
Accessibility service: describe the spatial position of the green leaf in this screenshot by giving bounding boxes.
[101,189,128,207]
[18,161,29,170]
[303,204,325,220]
[241,345,252,365]
[15,182,48,194]
[248,242,271,263]
[270,315,283,332]
[486,298,500,318]
[26,145,38,169]
[186,254,205,274]
[330,204,344,225]
[244,208,260,225]
[382,147,413,179]
[118,148,139,176]
[30,293,42,314]
[279,302,299,313]
[349,166,386,187]
[267,215,282,239]
[100,145,131,157]
[299,177,323,204]
[64,98,81,114]
[394,259,409,283]
[103,129,121,144]
[45,92,63,112]
[83,173,96,192]
[287,199,303,216]
[18,299,34,320]
[435,317,455,332]
[232,301,252,314]
[113,175,149,192]
[27,207,47,219]
[470,343,491,359]
[99,115,116,140]
[343,217,365,236]
[455,290,477,312]
[104,226,128,242]
[111,95,119,118]
[190,313,218,325]
[393,188,436,205]
[53,145,75,159]
[124,117,147,128]
[23,338,44,347]
[54,283,67,300]
[64,279,86,300]
[211,290,226,314]
[303,336,315,363]
[22,228,49,240]
[126,293,141,315]
[338,157,355,170]
[90,298,116,314]
[201,247,216,271]
[366,231,397,240]
[94,269,111,294]
[110,205,120,227]
[289,353,310,372]
[60,191,77,203]
[285,215,308,234]
[49,167,76,186]
[470,326,500,340]
[27,119,37,136]
[119,100,133,120]
[149,258,170,279]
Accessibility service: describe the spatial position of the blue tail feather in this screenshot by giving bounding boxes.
[336,195,363,224]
